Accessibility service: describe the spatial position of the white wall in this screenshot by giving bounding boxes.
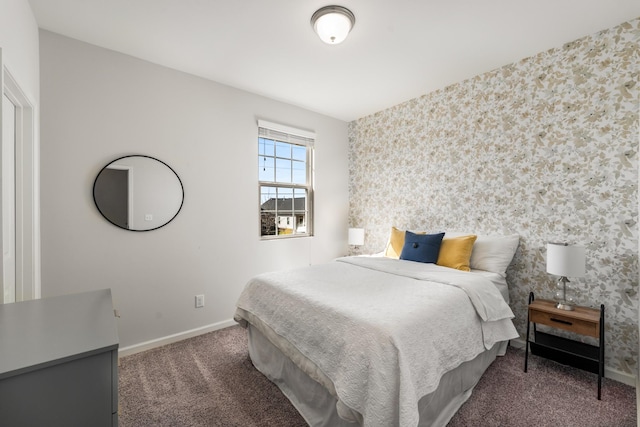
[39,30,349,348]
[0,0,39,104]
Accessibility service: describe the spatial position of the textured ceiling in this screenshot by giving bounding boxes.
[28,0,640,121]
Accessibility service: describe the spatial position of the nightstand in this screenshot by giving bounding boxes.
[524,291,605,399]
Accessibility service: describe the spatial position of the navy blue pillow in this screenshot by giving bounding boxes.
[399,231,445,263]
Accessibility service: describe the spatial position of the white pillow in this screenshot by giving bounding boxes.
[469,234,520,275]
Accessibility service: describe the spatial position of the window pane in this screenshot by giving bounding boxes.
[275,141,291,158]
[293,188,306,201]
[261,212,276,236]
[294,213,306,233]
[293,189,307,233]
[259,138,274,157]
[278,188,293,212]
[293,189,306,213]
[259,157,274,181]
[260,186,277,207]
[276,215,295,235]
[276,158,292,183]
[292,145,306,161]
[292,160,306,184]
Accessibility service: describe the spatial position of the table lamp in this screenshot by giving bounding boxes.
[546,242,585,311]
[348,228,365,247]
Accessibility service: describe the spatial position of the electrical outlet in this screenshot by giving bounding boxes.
[195,294,204,308]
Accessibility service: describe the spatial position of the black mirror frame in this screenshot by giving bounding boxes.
[92,155,184,232]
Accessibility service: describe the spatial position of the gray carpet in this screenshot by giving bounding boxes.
[119,325,636,427]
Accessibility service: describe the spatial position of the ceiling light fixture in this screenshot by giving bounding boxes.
[311,5,355,45]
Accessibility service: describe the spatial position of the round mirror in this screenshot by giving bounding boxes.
[93,155,184,231]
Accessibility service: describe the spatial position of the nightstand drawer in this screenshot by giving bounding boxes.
[529,309,599,337]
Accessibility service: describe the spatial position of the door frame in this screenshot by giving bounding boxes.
[105,164,134,230]
[1,49,39,302]
[2,89,16,303]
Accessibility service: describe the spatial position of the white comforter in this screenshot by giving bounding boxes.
[235,256,519,427]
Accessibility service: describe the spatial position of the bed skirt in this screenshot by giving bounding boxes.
[247,324,507,427]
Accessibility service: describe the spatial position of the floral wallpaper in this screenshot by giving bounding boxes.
[348,18,639,375]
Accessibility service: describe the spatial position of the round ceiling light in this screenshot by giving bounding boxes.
[311,5,355,45]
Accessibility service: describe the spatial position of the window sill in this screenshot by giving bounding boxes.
[260,234,313,241]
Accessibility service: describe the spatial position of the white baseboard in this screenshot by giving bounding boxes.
[509,338,526,349]
[607,366,637,388]
[118,318,237,357]
[509,338,637,388]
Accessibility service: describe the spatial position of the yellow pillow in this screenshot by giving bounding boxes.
[437,235,477,271]
[384,227,405,259]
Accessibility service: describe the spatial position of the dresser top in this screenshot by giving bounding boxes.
[0,289,119,379]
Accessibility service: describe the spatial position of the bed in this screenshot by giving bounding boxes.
[234,233,520,427]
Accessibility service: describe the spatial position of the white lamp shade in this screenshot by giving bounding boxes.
[547,243,585,277]
[311,6,355,44]
[348,228,365,246]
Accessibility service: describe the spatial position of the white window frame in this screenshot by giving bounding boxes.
[258,120,314,240]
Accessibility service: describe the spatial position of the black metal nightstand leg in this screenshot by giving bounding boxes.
[597,304,605,400]
[524,292,534,373]
[524,321,530,372]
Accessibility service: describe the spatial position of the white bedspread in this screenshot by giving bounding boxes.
[235,256,519,427]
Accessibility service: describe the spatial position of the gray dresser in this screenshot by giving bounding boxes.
[0,289,119,426]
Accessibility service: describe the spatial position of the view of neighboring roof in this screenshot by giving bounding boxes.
[260,197,306,212]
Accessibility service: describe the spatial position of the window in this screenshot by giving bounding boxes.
[258,120,314,238]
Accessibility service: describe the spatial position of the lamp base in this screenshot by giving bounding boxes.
[554,276,575,311]
[556,302,575,311]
